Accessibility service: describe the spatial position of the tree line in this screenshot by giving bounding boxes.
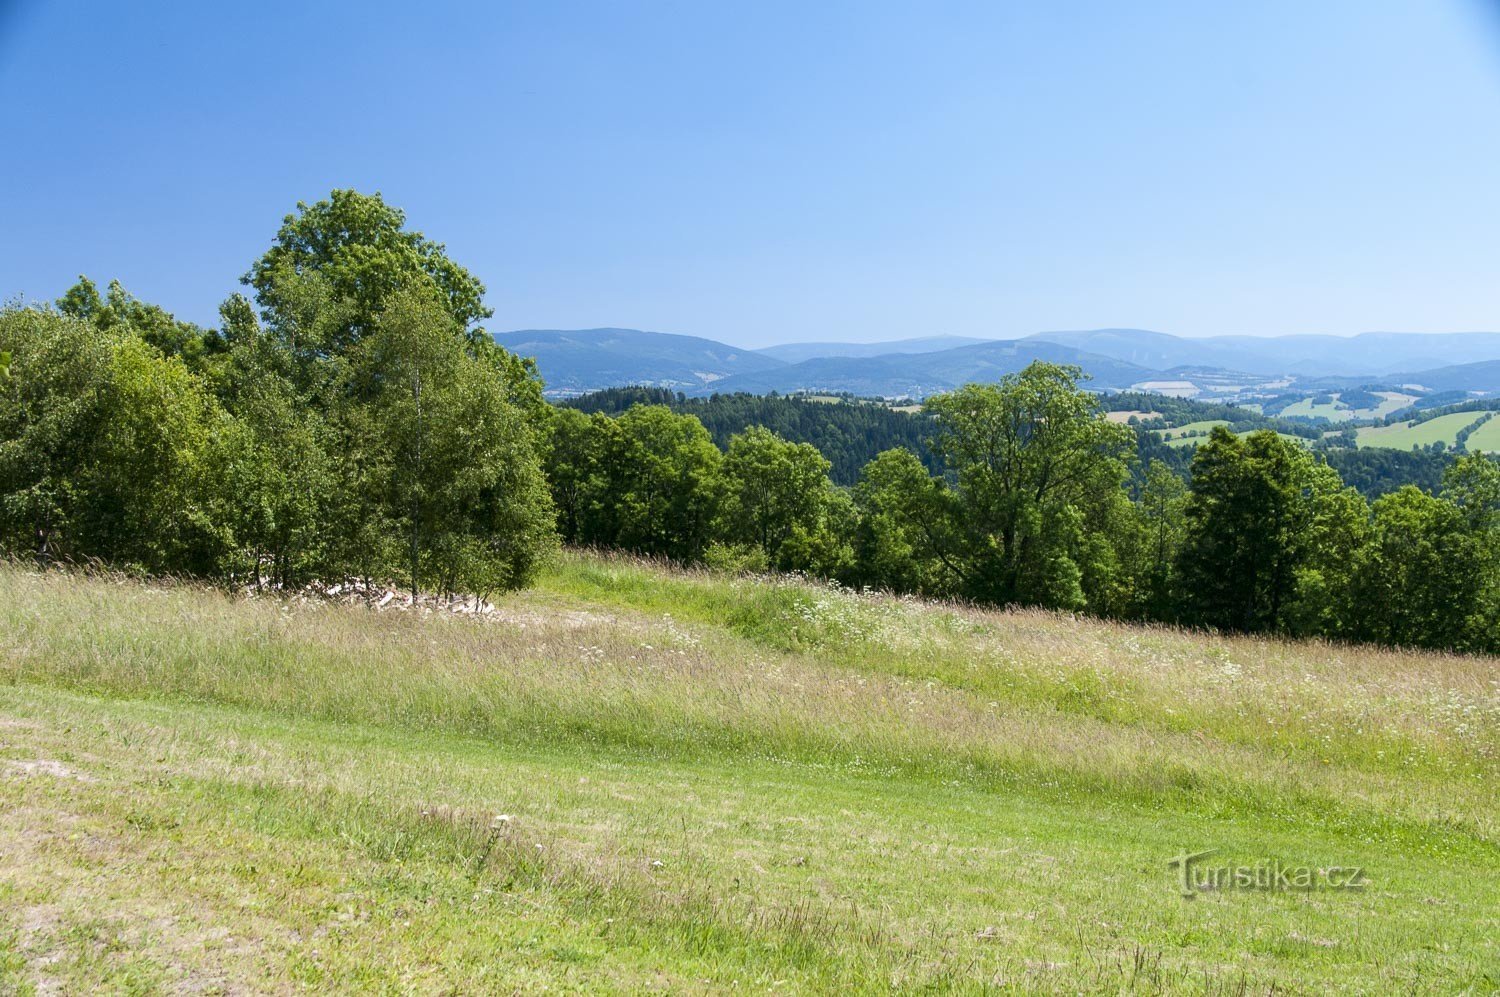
[2,190,1497,653]
[1,191,555,598]
[566,386,940,484]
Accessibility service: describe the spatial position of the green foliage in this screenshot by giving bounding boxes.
[4,191,1496,654]
[565,386,939,485]
[542,404,725,561]
[719,426,849,574]
[1322,446,1451,499]
[0,308,222,572]
[338,289,556,595]
[1344,486,1491,651]
[57,275,223,369]
[1177,429,1368,636]
[925,363,1135,609]
[244,189,491,352]
[1130,459,1187,618]
[1,192,556,597]
[852,448,960,595]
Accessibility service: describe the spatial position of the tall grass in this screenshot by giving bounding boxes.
[1,555,1494,850]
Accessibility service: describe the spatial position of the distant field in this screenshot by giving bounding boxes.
[1281,392,1416,423]
[0,555,1494,991]
[1154,422,1310,450]
[1131,380,1198,397]
[1156,419,1229,445]
[1463,415,1500,453]
[1356,411,1486,451]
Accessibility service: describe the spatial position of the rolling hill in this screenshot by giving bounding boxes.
[2,556,1493,991]
[700,339,1157,397]
[496,327,1500,400]
[1389,359,1500,394]
[1028,329,1500,377]
[755,334,988,363]
[491,328,785,395]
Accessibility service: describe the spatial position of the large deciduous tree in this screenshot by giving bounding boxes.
[1176,428,1366,635]
[923,362,1135,609]
[244,189,491,352]
[338,289,556,597]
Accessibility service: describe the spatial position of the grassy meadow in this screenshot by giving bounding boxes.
[0,554,1496,992]
[1356,411,1488,452]
[1280,392,1417,423]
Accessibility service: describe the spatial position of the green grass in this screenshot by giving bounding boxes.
[1356,411,1485,451]
[1155,420,1228,446]
[1281,392,1417,423]
[1156,422,1309,450]
[1462,415,1500,454]
[0,554,1496,991]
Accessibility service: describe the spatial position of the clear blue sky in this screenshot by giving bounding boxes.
[3,0,1500,347]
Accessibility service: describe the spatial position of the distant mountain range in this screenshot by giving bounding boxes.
[492,329,782,394]
[493,326,1500,401]
[711,340,1155,397]
[1025,329,1500,377]
[755,335,987,364]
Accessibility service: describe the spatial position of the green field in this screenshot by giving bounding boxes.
[1155,420,1229,445]
[1155,422,1310,450]
[1280,392,1416,423]
[0,556,1495,991]
[1461,415,1500,454]
[1356,411,1486,451]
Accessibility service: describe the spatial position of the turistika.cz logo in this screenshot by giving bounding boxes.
[1167,849,1369,898]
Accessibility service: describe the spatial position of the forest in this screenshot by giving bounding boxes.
[3,190,1498,654]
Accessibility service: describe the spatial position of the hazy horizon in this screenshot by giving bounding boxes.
[504,326,1500,351]
[6,1,1500,346]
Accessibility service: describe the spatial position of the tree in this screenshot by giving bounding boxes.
[0,307,222,572]
[1346,486,1492,652]
[1176,429,1365,635]
[606,406,723,561]
[852,447,961,594]
[244,189,491,353]
[540,406,600,544]
[204,308,338,587]
[924,362,1135,609]
[719,426,840,570]
[338,289,556,596]
[1132,459,1187,619]
[57,276,221,369]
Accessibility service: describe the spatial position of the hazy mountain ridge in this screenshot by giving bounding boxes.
[755,335,988,363]
[496,326,1500,399]
[492,328,786,393]
[705,340,1154,397]
[1028,329,1500,376]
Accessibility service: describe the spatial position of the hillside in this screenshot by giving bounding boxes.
[491,328,785,395]
[496,327,1500,401]
[1393,359,1500,394]
[1,556,1495,991]
[703,339,1156,397]
[564,387,940,484]
[755,335,987,363]
[1030,329,1500,377]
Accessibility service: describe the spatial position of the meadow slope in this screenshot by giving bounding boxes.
[0,555,1495,992]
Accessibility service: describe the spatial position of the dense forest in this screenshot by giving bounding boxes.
[3,190,1498,654]
[566,386,940,483]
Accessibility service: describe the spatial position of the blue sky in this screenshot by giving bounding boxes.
[3,0,1500,347]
